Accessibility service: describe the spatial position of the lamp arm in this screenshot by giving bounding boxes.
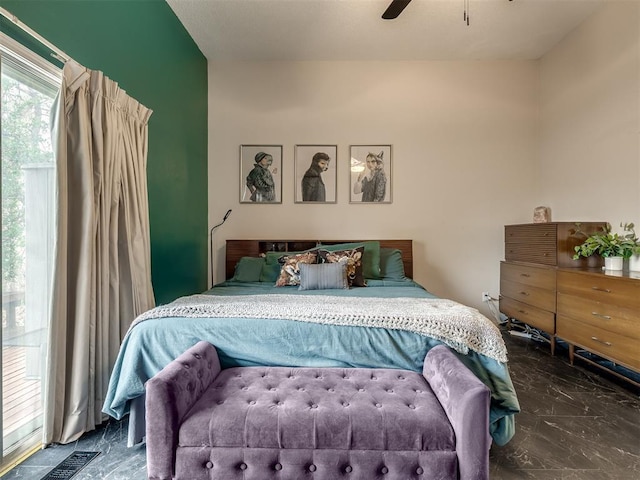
[210,209,232,288]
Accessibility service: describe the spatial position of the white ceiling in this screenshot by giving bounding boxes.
[166,0,608,61]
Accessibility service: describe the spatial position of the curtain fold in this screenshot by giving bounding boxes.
[45,59,155,444]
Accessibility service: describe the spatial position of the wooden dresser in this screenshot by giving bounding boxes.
[500,222,606,355]
[556,269,640,381]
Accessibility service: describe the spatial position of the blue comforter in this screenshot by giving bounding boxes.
[103,279,520,445]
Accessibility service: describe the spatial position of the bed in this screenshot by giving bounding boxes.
[102,239,520,448]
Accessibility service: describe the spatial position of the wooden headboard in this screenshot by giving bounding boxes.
[226,240,413,280]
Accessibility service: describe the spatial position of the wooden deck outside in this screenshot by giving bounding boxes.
[2,344,43,458]
[1,295,43,460]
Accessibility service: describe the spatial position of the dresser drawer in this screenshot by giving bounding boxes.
[499,297,555,334]
[556,315,640,371]
[505,224,556,243]
[500,262,556,290]
[557,293,640,340]
[504,222,606,267]
[501,280,556,312]
[557,270,640,310]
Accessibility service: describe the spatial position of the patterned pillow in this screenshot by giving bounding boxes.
[319,241,381,279]
[298,262,349,291]
[318,247,366,287]
[275,251,318,287]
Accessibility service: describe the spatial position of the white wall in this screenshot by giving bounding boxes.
[538,1,639,230]
[209,60,538,312]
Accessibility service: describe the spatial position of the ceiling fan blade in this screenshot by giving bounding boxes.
[382,0,412,20]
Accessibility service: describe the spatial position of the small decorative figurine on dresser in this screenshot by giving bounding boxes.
[533,206,551,223]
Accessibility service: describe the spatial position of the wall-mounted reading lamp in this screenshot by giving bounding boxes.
[210,209,232,288]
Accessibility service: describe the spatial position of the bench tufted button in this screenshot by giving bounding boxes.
[274,463,282,471]
[242,386,249,391]
[193,353,201,359]
[408,404,416,409]
[217,400,224,405]
[310,403,318,409]
[371,375,377,380]
[298,387,305,392]
[205,461,213,469]
[186,383,194,392]
[239,463,247,470]
[375,403,382,408]
[197,371,202,379]
[249,400,256,405]
[381,466,389,474]
[328,388,334,392]
[308,464,317,472]
[344,465,353,473]
[183,363,191,369]
[343,402,350,407]
[270,387,277,391]
[288,375,295,379]
[358,388,365,392]
[415,389,422,393]
[416,466,424,475]
[387,389,394,393]
[397,375,404,380]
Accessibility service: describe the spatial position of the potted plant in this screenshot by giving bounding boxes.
[572,222,640,270]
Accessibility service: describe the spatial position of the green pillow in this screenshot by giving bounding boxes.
[379,248,406,280]
[231,256,265,282]
[260,262,281,283]
[320,241,381,279]
[264,251,287,265]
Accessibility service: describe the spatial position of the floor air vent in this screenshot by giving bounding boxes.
[40,451,100,480]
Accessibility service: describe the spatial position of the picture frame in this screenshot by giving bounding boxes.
[349,145,392,204]
[294,144,337,203]
[240,145,282,204]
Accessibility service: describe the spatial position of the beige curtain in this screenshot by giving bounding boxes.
[45,59,155,444]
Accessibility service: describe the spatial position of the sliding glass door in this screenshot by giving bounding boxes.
[0,33,60,470]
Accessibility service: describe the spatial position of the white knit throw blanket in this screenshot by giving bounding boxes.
[132,294,508,363]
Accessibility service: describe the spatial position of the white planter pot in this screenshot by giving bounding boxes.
[604,256,623,271]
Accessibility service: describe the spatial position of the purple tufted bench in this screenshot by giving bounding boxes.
[145,341,491,480]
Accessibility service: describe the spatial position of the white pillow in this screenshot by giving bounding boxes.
[298,262,349,291]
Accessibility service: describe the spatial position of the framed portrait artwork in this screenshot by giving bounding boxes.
[239,145,282,204]
[349,145,392,204]
[294,144,337,203]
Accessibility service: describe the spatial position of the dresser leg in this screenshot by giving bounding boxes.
[568,344,575,365]
[550,336,555,356]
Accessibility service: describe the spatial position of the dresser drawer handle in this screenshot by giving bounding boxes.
[519,273,531,278]
[519,291,530,296]
[591,286,611,293]
[591,312,611,320]
[591,336,612,347]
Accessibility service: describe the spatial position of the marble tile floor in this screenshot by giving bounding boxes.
[3,329,639,479]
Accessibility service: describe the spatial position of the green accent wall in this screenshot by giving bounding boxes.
[0,0,208,304]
